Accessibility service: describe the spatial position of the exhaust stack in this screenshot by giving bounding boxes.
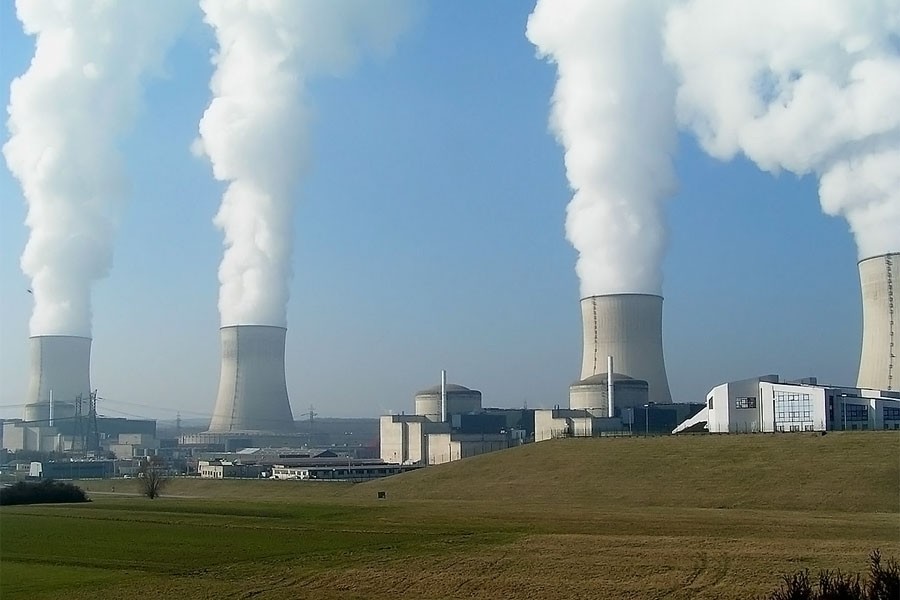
[607,355,615,417]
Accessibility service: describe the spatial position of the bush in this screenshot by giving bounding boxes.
[765,551,899,600]
[0,479,90,506]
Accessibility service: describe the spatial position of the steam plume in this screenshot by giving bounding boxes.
[665,0,900,258]
[3,0,190,337]
[526,0,678,297]
[195,0,412,327]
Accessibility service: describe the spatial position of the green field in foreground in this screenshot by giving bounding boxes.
[1,432,898,599]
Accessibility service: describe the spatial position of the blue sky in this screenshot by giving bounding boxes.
[0,2,862,422]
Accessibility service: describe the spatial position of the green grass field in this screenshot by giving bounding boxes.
[2,431,898,599]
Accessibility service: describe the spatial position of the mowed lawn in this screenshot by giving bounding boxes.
[1,432,898,599]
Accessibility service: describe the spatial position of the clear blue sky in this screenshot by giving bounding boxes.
[0,2,861,422]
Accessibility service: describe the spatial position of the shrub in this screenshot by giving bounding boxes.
[765,551,899,600]
[0,479,90,506]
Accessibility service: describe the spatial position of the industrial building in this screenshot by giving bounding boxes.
[196,447,415,481]
[380,374,529,466]
[673,375,900,434]
[2,416,156,453]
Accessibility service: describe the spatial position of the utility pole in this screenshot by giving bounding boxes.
[87,390,100,452]
[74,393,84,454]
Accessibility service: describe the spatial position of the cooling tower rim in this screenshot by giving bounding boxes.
[580,293,663,301]
[29,334,92,341]
[219,324,287,332]
[857,251,899,265]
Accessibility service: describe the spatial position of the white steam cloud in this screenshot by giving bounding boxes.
[665,0,900,259]
[4,0,190,337]
[527,0,678,298]
[195,0,412,328]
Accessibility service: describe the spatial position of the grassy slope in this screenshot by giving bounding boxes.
[1,432,898,599]
[351,432,900,512]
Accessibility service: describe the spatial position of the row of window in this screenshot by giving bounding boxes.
[777,411,812,420]
[845,404,868,421]
[735,397,757,409]
[776,424,815,432]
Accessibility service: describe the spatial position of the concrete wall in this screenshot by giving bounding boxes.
[118,433,158,447]
[426,433,508,465]
[380,415,435,465]
[534,409,569,441]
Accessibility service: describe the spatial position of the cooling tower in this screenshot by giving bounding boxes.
[857,253,897,391]
[578,294,672,404]
[23,335,91,423]
[207,325,296,433]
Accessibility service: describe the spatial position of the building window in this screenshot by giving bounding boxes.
[708,397,714,410]
[844,404,868,422]
[774,391,814,426]
[883,406,900,421]
[735,397,757,409]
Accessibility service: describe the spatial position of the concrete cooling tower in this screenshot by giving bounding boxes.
[207,325,296,433]
[857,253,897,391]
[24,335,92,423]
[577,294,672,405]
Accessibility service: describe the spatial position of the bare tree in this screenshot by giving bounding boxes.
[137,458,168,500]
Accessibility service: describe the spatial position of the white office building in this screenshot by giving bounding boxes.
[674,375,900,434]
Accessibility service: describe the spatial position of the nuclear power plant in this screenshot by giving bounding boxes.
[207,325,296,434]
[857,253,897,391]
[23,335,92,423]
[571,294,672,410]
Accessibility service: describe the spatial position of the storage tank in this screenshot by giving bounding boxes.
[207,325,295,433]
[579,294,672,404]
[857,253,897,390]
[414,383,482,423]
[23,335,91,423]
[569,372,649,416]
